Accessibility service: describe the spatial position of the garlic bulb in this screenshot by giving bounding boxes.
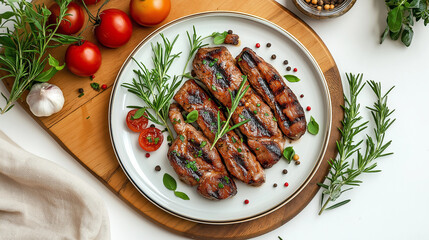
[26,83,65,117]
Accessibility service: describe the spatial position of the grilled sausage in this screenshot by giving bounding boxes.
[236,47,306,139]
[174,80,265,186]
[168,103,237,200]
[193,47,285,168]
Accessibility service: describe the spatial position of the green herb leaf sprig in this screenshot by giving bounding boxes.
[381,0,429,47]
[210,76,250,150]
[318,73,395,215]
[163,173,190,200]
[122,34,182,140]
[0,0,81,114]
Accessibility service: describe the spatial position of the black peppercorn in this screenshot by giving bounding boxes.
[266,43,272,47]
[286,66,292,71]
[227,30,233,34]
[283,60,288,65]
[282,169,288,174]
[150,124,155,128]
[155,165,161,171]
[78,88,84,93]
[271,54,276,60]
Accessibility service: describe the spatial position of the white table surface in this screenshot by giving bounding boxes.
[1,1,429,239]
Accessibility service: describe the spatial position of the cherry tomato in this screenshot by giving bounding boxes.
[65,40,102,77]
[138,127,164,152]
[83,0,101,5]
[94,9,133,48]
[126,109,148,132]
[48,2,84,35]
[129,0,171,26]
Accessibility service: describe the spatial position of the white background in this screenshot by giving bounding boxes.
[1,1,428,239]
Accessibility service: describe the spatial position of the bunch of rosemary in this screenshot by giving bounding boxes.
[122,34,182,140]
[318,73,395,215]
[0,0,81,114]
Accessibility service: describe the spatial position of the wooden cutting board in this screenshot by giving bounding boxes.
[3,0,343,239]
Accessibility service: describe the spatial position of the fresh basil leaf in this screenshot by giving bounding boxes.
[389,27,402,40]
[212,31,228,45]
[131,108,146,120]
[283,146,295,163]
[48,54,64,71]
[408,0,420,8]
[174,191,190,200]
[401,26,413,47]
[380,26,390,44]
[185,110,198,123]
[387,6,403,33]
[284,74,301,83]
[308,116,319,135]
[163,173,177,191]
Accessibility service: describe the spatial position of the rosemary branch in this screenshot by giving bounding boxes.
[0,0,81,114]
[318,73,395,215]
[210,76,250,150]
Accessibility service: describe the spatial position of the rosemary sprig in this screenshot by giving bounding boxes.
[0,0,81,114]
[210,76,250,150]
[318,73,395,215]
[121,34,182,140]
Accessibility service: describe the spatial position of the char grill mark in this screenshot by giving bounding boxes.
[167,103,237,200]
[237,47,307,140]
[174,80,265,186]
[193,47,285,168]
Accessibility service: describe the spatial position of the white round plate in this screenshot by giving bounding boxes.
[109,11,332,224]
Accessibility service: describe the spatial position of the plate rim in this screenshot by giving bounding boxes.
[108,10,332,225]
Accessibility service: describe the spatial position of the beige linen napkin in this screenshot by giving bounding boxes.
[0,131,110,240]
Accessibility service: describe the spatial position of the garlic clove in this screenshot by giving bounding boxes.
[26,83,65,117]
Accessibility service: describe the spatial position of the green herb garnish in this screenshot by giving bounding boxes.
[90,82,100,91]
[200,141,207,148]
[186,160,198,172]
[284,75,301,83]
[211,85,217,91]
[122,34,182,141]
[283,146,295,164]
[211,31,228,45]
[223,176,230,183]
[154,137,160,144]
[78,93,84,98]
[179,135,185,142]
[256,103,261,107]
[218,182,224,188]
[147,136,152,143]
[185,110,198,123]
[318,73,395,215]
[131,108,146,120]
[307,116,319,135]
[210,76,250,150]
[163,173,190,200]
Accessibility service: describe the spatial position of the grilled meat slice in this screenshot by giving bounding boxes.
[193,47,285,168]
[174,80,265,186]
[236,47,306,140]
[168,103,237,200]
[224,34,240,45]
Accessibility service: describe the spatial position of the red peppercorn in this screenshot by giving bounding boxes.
[255,43,260,48]
[145,153,150,158]
[90,74,95,80]
[284,182,289,187]
[293,68,298,72]
[244,199,249,204]
[300,94,304,98]
[306,106,311,111]
[101,84,107,90]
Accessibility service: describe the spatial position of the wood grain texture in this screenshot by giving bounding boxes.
[3,0,344,239]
